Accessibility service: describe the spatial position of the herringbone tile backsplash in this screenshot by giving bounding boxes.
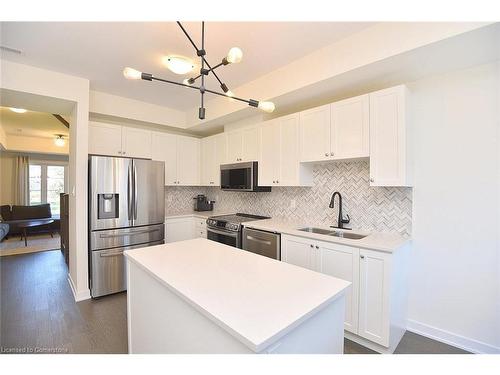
[166,160,412,236]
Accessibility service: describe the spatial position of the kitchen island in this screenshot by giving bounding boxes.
[124,238,350,354]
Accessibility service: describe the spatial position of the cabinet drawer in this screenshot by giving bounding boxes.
[194,218,207,227]
[196,229,207,238]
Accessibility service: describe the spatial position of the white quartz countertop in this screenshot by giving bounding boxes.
[124,238,350,352]
[165,210,233,219]
[243,218,410,253]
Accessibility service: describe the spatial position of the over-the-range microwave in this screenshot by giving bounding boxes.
[220,161,271,192]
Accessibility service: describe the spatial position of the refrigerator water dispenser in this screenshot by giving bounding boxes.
[98,194,119,219]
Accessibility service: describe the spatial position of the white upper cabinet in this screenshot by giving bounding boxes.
[227,131,243,162]
[259,120,280,186]
[214,133,228,177]
[201,133,227,186]
[331,94,369,159]
[299,104,331,162]
[89,122,151,158]
[299,97,369,162]
[241,126,261,161]
[369,85,412,187]
[201,136,215,186]
[226,126,261,163]
[121,127,152,159]
[151,133,200,186]
[260,114,313,187]
[151,132,177,185]
[176,136,200,186]
[89,122,123,157]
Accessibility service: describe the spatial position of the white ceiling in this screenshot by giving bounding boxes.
[0,22,374,110]
[0,106,69,138]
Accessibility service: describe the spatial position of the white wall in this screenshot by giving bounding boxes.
[90,90,186,129]
[407,62,500,353]
[0,122,7,149]
[4,134,69,154]
[186,22,489,128]
[1,60,91,301]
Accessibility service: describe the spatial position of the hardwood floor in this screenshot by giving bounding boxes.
[0,250,469,354]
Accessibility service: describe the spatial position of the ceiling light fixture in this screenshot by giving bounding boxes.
[162,55,195,75]
[54,134,66,147]
[123,21,275,120]
[10,107,27,113]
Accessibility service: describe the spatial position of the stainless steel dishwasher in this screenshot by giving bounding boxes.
[242,227,280,260]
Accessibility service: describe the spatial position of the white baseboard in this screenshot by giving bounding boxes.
[407,319,500,354]
[67,274,91,302]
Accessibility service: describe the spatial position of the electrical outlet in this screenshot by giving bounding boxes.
[290,199,296,209]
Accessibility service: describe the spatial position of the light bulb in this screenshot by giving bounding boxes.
[258,101,275,113]
[123,67,142,80]
[226,90,236,102]
[54,135,66,147]
[10,108,27,113]
[162,56,194,75]
[226,47,243,64]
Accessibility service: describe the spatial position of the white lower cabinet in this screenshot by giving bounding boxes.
[165,216,207,243]
[281,234,407,352]
[318,243,360,334]
[357,249,391,346]
[194,217,207,238]
[280,234,317,271]
[165,217,194,243]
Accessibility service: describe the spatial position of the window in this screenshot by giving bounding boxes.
[28,162,67,215]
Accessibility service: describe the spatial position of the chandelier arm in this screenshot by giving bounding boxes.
[204,87,255,105]
[151,76,201,91]
[176,21,224,86]
[149,74,256,107]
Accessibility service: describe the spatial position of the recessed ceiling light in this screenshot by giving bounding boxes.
[162,56,195,75]
[10,108,27,113]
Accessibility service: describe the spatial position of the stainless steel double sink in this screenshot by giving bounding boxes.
[297,227,367,240]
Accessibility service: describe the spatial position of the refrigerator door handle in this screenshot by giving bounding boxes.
[134,162,138,220]
[127,162,133,221]
[98,228,160,238]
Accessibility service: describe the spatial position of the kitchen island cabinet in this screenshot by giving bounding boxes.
[125,238,349,354]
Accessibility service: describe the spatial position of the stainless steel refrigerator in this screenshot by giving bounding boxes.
[88,155,165,298]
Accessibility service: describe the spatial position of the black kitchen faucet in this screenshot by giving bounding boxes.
[329,191,351,230]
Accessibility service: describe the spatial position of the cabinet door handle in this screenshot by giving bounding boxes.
[360,255,365,259]
[324,153,329,157]
[330,152,334,156]
[315,245,319,249]
[369,178,374,183]
[310,244,314,248]
[276,180,279,184]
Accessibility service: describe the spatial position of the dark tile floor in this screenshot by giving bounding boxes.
[0,250,469,354]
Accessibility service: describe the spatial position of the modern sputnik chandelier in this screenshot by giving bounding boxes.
[123,21,275,120]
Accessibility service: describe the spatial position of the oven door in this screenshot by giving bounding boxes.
[207,227,241,248]
[220,162,253,191]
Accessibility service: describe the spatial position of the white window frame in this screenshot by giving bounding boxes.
[28,159,69,210]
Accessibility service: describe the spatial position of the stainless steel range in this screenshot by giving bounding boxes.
[206,213,270,248]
